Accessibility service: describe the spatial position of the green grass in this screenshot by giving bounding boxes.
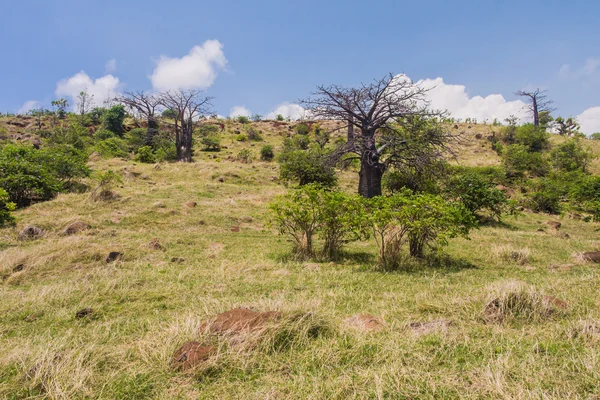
[2,126,600,398]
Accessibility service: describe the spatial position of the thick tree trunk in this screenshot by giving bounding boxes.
[533,98,539,127]
[358,129,385,198]
[177,118,193,162]
[145,116,159,146]
[347,117,354,141]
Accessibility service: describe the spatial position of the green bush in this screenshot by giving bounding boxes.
[525,178,563,214]
[236,116,250,124]
[46,121,91,150]
[247,128,263,141]
[125,128,147,152]
[201,135,221,151]
[295,123,310,135]
[152,133,177,162]
[197,124,220,137]
[134,146,156,163]
[0,188,16,226]
[236,149,253,163]
[103,105,126,136]
[383,166,442,195]
[446,172,511,220]
[88,107,107,125]
[95,129,116,140]
[515,124,550,152]
[278,146,337,187]
[0,144,89,207]
[591,133,600,140]
[95,137,129,159]
[235,134,248,142]
[276,114,285,121]
[260,145,274,161]
[550,139,593,172]
[503,144,548,178]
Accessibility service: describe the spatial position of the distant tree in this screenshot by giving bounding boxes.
[301,73,452,198]
[158,90,213,162]
[252,114,262,121]
[276,114,285,121]
[103,105,126,136]
[591,133,600,140]
[51,98,68,119]
[116,92,161,146]
[515,88,555,127]
[77,90,95,117]
[538,110,554,130]
[554,116,580,136]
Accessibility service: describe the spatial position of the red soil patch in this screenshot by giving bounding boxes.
[344,314,385,332]
[200,308,281,335]
[171,341,215,371]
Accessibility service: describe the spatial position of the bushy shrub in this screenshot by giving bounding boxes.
[125,128,147,152]
[46,122,91,150]
[0,188,16,226]
[515,124,549,152]
[95,137,129,159]
[95,129,115,140]
[276,114,285,121]
[134,146,156,163]
[103,105,126,136]
[247,128,263,141]
[525,178,563,214]
[550,139,593,172]
[591,133,600,140]
[197,124,219,137]
[88,107,107,125]
[201,135,221,151]
[235,134,248,142]
[152,133,177,162]
[260,145,274,161]
[236,149,253,163]
[236,115,250,124]
[0,144,89,207]
[278,146,337,187]
[295,123,310,135]
[503,144,548,177]
[446,172,511,220]
[90,170,123,201]
[383,166,442,194]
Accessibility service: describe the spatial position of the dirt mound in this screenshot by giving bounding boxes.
[546,221,561,230]
[583,252,600,263]
[18,225,44,241]
[185,201,197,208]
[408,319,453,335]
[171,341,215,371]
[75,307,93,319]
[63,221,90,235]
[200,308,281,335]
[105,251,123,263]
[344,314,385,332]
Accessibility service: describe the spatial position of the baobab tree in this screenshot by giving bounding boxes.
[117,91,161,145]
[301,73,453,198]
[515,88,555,127]
[159,90,213,162]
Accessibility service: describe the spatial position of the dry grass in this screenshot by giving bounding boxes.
[1,122,600,398]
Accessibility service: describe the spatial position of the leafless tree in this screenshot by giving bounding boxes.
[158,90,213,162]
[301,73,453,198]
[515,88,555,127]
[77,90,94,117]
[116,91,161,145]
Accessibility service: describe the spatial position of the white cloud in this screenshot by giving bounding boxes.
[105,59,117,73]
[150,40,227,91]
[266,102,307,120]
[584,58,600,75]
[577,107,600,135]
[416,77,530,123]
[17,100,42,114]
[55,71,122,110]
[229,105,251,118]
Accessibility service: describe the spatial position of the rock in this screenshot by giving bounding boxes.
[475,133,482,139]
[75,308,93,319]
[453,124,459,129]
[185,201,197,208]
[171,341,215,371]
[230,226,240,233]
[546,221,561,230]
[63,221,90,236]
[408,319,453,335]
[200,308,281,335]
[105,251,123,263]
[18,225,44,241]
[147,238,164,251]
[171,257,185,263]
[217,176,225,183]
[344,314,385,332]
[583,252,600,263]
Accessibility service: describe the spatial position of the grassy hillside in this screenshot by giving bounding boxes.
[2,118,600,398]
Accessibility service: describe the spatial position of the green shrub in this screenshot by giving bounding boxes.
[550,139,593,172]
[383,166,442,195]
[201,135,221,151]
[152,133,177,162]
[260,145,274,161]
[503,144,548,177]
[103,105,126,136]
[295,123,310,135]
[515,124,550,152]
[134,146,156,163]
[591,133,600,140]
[46,122,91,150]
[446,172,511,220]
[95,137,129,159]
[0,144,89,207]
[247,128,263,141]
[525,178,563,214]
[278,146,337,187]
[236,149,253,163]
[95,129,115,140]
[88,107,107,125]
[125,128,147,152]
[276,114,285,121]
[236,116,250,124]
[0,188,16,226]
[235,134,248,142]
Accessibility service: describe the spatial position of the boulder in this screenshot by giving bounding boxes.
[18,225,44,241]
[63,221,90,235]
[583,252,600,263]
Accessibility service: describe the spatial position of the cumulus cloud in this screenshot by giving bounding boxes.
[266,102,307,120]
[105,59,117,73]
[416,77,530,123]
[150,40,227,91]
[229,106,251,118]
[55,71,122,110]
[17,100,42,114]
[577,106,600,135]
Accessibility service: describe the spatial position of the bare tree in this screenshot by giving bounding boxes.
[515,88,555,127]
[158,90,213,162]
[77,90,95,117]
[117,91,161,145]
[301,73,452,198]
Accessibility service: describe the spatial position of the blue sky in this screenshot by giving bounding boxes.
[2,0,599,132]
